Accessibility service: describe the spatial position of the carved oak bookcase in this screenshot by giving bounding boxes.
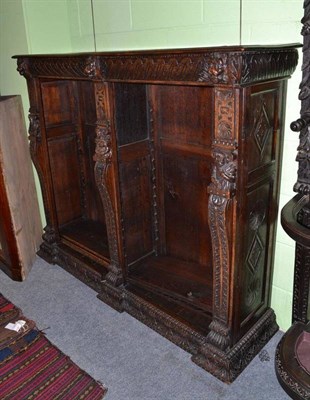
[15,45,298,382]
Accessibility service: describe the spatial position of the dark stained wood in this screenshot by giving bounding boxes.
[15,45,299,383]
[276,322,310,400]
[0,95,42,281]
[275,3,310,399]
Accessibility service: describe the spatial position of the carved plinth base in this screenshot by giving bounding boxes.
[122,289,206,355]
[97,285,278,383]
[97,282,124,313]
[37,242,58,265]
[37,242,106,293]
[192,309,278,383]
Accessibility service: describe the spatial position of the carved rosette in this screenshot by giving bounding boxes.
[198,54,229,84]
[94,84,123,287]
[207,88,237,351]
[84,56,102,79]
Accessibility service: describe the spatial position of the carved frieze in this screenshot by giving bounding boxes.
[17,56,100,80]
[14,46,298,85]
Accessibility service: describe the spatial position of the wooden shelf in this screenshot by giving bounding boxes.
[129,255,212,308]
[60,218,110,261]
[126,255,213,334]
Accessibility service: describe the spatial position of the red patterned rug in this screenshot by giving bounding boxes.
[0,294,107,399]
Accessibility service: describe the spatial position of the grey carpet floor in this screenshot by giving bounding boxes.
[0,257,290,400]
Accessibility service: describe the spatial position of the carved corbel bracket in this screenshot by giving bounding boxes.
[16,58,31,79]
[207,151,236,350]
[28,111,41,148]
[94,84,123,286]
[207,88,238,350]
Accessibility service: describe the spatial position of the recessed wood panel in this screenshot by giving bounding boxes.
[240,181,273,324]
[48,135,83,226]
[119,154,154,264]
[41,81,77,128]
[155,85,212,148]
[162,152,212,266]
[246,87,278,175]
[114,83,148,146]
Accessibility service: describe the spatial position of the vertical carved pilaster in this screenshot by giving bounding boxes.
[148,101,160,255]
[293,0,310,195]
[94,83,123,286]
[290,0,310,323]
[207,88,237,351]
[28,108,54,232]
[293,243,310,323]
[28,105,59,259]
[28,110,41,158]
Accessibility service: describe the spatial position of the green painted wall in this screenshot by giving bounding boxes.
[0,0,29,114]
[89,0,240,50]
[22,0,72,54]
[0,0,304,330]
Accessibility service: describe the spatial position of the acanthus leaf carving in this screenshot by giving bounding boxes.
[208,148,238,198]
[198,55,229,84]
[206,86,238,350]
[94,124,112,166]
[28,112,41,143]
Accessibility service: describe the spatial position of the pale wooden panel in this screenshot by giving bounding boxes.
[0,95,42,280]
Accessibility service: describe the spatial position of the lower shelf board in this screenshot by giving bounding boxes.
[126,282,212,335]
[126,254,213,335]
[59,218,110,261]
